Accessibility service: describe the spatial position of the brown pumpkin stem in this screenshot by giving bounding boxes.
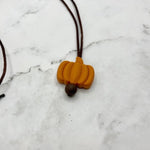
[0,40,7,99]
[65,84,77,97]
[60,0,84,58]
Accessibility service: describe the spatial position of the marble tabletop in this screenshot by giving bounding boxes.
[0,0,150,149]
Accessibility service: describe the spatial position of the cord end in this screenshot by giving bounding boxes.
[0,94,5,99]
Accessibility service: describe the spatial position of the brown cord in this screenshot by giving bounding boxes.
[60,0,84,57]
[0,40,7,99]
[60,0,80,55]
[71,0,83,57]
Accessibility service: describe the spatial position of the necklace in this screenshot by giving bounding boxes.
[57,0,95,97]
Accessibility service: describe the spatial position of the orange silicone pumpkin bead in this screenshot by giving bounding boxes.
[57,57,95,95]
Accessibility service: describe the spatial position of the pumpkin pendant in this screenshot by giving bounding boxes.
[57,57,94,96]
[58,0,95,96]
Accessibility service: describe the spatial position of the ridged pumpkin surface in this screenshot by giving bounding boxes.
[57,57,94,89]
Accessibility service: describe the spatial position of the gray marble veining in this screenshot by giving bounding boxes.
[0,0,150,150]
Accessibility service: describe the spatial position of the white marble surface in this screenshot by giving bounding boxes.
[0,0,150,149]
